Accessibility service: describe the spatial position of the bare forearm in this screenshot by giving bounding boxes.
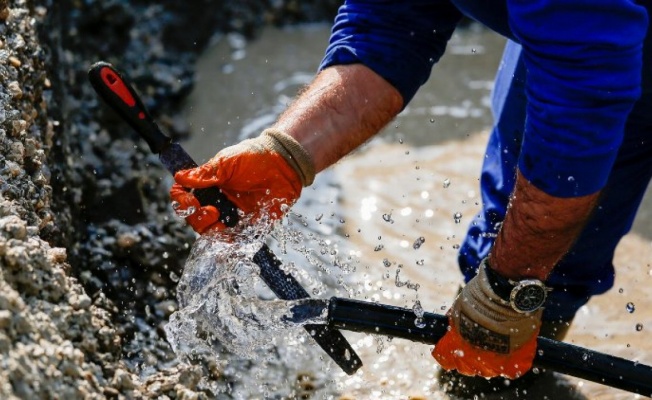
[273,64,404,172]
[489,170,601,281]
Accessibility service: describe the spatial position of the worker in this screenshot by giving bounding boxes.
[171,0,651,396]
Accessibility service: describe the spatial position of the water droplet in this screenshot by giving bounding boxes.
[413,300,424,317]
[453,212,462,223]
[172,203,197,218]
[568,176,575,182]
[315,213,323,221]
[443,178,451,188]
[169,272,179,282]
[582,353,589,361]
[413,236,425,250]
[429,118,435,123]
[382,213,394,224]
[374,244,384,252]
[414,317,426,329]
[619,288,624,294]
[376,342,385,354]
[636,323,644,332]
[383,259,391,268]
[627,302,636,313]
[416,259,425,266]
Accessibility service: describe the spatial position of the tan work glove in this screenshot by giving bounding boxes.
[432,260,543,378]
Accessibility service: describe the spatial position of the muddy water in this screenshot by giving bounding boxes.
[181,24,652,399]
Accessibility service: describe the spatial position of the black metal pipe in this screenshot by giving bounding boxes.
[327,297,652,396]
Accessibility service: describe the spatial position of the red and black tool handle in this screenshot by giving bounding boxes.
[87,61,362,375]
[87,62,239,226]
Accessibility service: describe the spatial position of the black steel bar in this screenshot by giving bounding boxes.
[326,297,652,396]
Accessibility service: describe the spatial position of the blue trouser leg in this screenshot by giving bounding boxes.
[458,40,652,322]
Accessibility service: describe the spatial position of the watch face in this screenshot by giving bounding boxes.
[511,281,547,313]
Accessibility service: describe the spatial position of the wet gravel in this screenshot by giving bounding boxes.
[0,0,339,398]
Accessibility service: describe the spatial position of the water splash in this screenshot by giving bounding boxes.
[165,227,326,361]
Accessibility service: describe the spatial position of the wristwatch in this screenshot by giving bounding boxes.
[483,260,550,313]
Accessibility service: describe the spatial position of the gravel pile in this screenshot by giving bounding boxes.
[0,0,339,398]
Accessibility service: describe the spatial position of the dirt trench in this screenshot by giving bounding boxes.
[0,1,339,398]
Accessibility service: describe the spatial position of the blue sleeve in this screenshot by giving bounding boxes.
[509,0,648,197]
[319,0,463,106]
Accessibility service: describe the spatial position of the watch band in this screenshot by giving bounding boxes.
[482,260,514,303]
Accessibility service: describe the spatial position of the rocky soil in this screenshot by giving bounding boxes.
[0,1,339,398]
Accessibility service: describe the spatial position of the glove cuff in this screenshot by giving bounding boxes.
[261,129,316,187]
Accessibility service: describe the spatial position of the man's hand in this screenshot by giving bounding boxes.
[432,262,542,378]
[170,129,315,234]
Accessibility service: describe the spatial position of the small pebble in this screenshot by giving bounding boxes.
[7,81,22,99]
[8,56,21,68]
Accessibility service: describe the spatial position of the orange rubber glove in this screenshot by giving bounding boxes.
[432,261,542,379]
[170,129,315,234]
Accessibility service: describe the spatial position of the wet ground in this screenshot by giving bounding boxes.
[180,23,652,399]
